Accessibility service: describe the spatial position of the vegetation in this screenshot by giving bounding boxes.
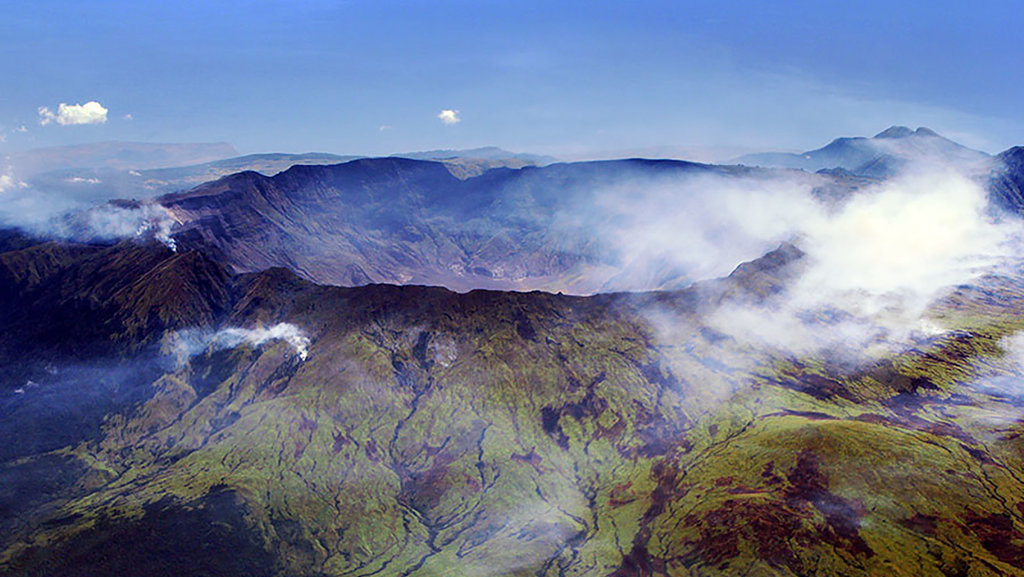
[4,237,1024,576]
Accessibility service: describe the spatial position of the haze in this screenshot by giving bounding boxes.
[2,1,1023,159]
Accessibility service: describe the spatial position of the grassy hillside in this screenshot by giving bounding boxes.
[4,241,1024,575]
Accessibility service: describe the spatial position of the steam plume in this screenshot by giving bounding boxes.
[52,202,180,251]
[170,323,311,362]
[211,324,311,360]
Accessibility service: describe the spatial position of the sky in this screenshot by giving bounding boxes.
[2,0,1023,160]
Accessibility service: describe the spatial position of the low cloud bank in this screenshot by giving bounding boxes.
[592,172,820,286]
[740,166,1012,357]
[617,160,1021,359]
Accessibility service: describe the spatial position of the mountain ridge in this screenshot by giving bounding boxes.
[158,156,821,294]
[734,125,990,177]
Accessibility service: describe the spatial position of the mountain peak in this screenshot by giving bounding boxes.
[874,125,942,139]
[874,126,914,139]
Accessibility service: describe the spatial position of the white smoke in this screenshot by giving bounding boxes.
[133,210,178,252]
[48,202,180,251]
[212,324,311,360]
[938,332,1024,431]
[614,160,1021,359]
[717,165,1013,356]
[170,323,311,362]
[795,166,1009,310]
[0,169,179,251]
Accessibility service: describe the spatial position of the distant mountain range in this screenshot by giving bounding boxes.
[156,127,1024,294]
[734,125,990,177]
[15,145,554,206]
[0,144,558,231]
[6,141,240,176]
[393,145,555,163]
[6,128,1024,297]
[14,128,1023,296]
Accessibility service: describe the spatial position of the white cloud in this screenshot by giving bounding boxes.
[123,113,133,121]
[379,124,392,131]
[38,101,108,126]
[0,173,14,193]
[590,156,1020,359]
[794,167,1007,311]
[15,125,27,133]
[438,109,460,125]
[710,164,1016,357]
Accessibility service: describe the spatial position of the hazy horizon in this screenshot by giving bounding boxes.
[2,1,1023,159]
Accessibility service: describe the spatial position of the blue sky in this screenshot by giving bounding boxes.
[2,0,1023,158]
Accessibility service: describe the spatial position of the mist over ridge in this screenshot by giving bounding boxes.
[9,1,1024,573]
[7,126,1024,576]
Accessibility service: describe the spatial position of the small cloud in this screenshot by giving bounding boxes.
[379,124,392,132]
[15,125,27,133]
[38,101,109,126]
[438,109,460,125]
[123,113,133,121]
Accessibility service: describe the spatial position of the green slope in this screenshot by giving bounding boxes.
[4,244,1024,576]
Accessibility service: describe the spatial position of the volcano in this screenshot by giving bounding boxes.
[5,129,1024,576]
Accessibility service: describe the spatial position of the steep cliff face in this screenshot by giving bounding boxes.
[6,238,1024,576]
[160,157,831,294]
